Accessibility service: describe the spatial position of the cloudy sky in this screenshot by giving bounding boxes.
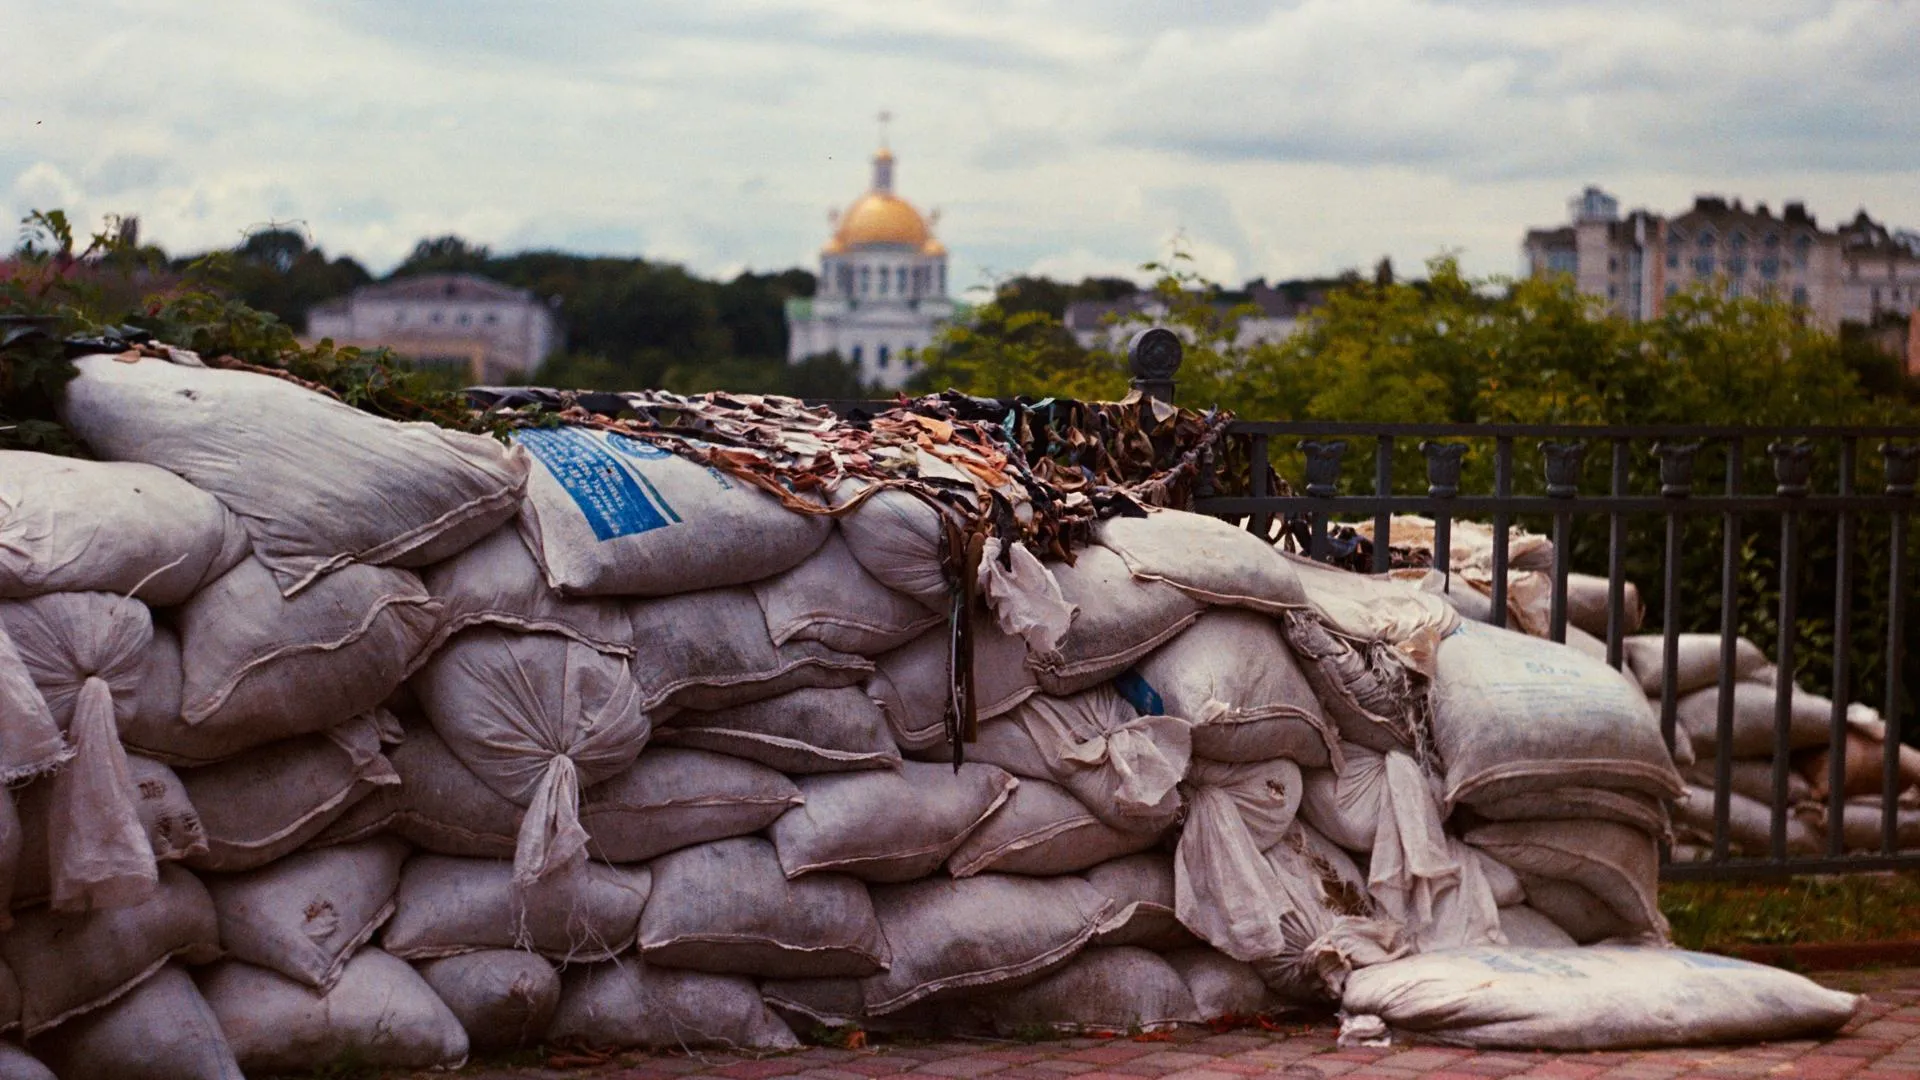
[6,1,1918,295]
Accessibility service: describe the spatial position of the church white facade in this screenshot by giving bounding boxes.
[785,141,954,390]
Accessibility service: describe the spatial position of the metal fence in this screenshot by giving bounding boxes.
[1122,328,1920,881]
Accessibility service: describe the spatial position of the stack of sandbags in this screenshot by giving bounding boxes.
[0,349,1861,1070]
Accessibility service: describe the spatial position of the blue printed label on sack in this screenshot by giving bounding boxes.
[514,427,681,541]
[1113,669,1165,716]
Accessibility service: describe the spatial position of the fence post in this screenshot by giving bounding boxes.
[1127,328,1182,405]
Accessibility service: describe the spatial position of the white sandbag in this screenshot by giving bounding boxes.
[414,629,649,885]
[1433,621,1683,807]
[33,965,241,1080]
[0,624,66,782]
[1173,758,1306,965]
[1671,784,1819,856]
[1836,799,1920,851]
[549,956,799,1051]
[1287,554,1459,679]
[180,714,399,872]
[417,950,560,1054]
[1476,849,1525,907]
[976,535,1075,655]
[656,687,902,774]
[1340,946,1859,1049]
[1031,544,1205,696]
[1277,607,1423,754]
[629,587,872,713]
[1564,573,1645,639]
[0,592,156,910]
[948,778,1159,877]
[862,874,1111,1015]
[173,558,438,755]
[309,723,522,858]
[62,353,527,596]
[200,949,468,1072]
[871,616,1037,751]
[12,755,204,909]
[0,451,250,606]
[581,747,802,863]
[1624,633,1769,696]
[771,761,1013,882]
[1677,681,1838,756]
[1095,509,1307,613]
[829,479,964,610]
[1005,687,1190,832]
[1468,787,1670,837]
[4,864,219,1035]
[755,531,945,654]
[1466,819,1667,942]
[979,947,1200,1033]
[204,838,407,991]
[1496,905,1577,948]
[382,855,651,963]
[1166,948,1283,1021]
[118,625,185,759]
[420,523,632,655]
[1255,823,1407,1000]
[1133,610,1333,766]
[514,425,829,597]
[0,1044,51,1080]
[1083,853,1197,950]
[639,837,889,978]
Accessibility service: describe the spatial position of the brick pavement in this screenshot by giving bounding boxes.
[434,967,1920,1080]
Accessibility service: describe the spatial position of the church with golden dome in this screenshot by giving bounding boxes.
[785,132,954,389]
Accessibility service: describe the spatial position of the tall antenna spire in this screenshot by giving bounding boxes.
[872,110,895,193]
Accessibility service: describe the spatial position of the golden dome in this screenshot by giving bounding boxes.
[832,192,933,250]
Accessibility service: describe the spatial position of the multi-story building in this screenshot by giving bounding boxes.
[784,140,955,390]
[305,273,561,384]
[1523,187,1919,335]
[1063,283,1320,351]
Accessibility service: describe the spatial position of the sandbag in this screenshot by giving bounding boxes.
[948,778,1159,877]
[656,687,902,774]
[978,947,1200,1033]
[0,451,250,607]
[829,480,963,610]
[862,874,1111,1015]
[174,558,439,751]
[4,864,219,1035]
[581,747,802,863]
[0,1044,51,1080]
[1670,784,1819,856]
[199,949,468,1072]
[1496,905,1577,948]
[382,856,651,963]
[1094,509,1307,613]
[1286,554,1459,679]
[1520,877,1643,944]
[1172,758,1308,965]
[755,531,945,654]
[33,965,240,1080]
[871,616,1038,751]
[12,752,208,912]
[309,723,523,857]
[0,593,156,910]
[1277,607,1423,754]
[1565,573,1644,640]
[0,625,66,782]
[118,625,184,756]
[62,353,527,596]
[514,425,829,596]
[417,950,560,1054]
[0,794,18,920]
[1133,610,1334,766]
[1466,820,1667,942]
[639,837,889,978]
[1340,947,1858,1049]
[1801,730,1920,801]
[1083,853,1197,951]
[629,587,872,713]
[180,714,399,872]
[1624,633,1769,696]
[414,629,650,885]
[204,838,407,991]
[420,523,633,655]
[1165,948,1282,1020]
[1678,682,1844,757]
[1031,543,1205,696]
[771,761,1013,881]
[1005,687,1190,832]
[1255,823,1407,1000]
[1432,621,1682,807]
[1835,799,1920,851]
[1467,787,1670,837]
[549,957,799,1051]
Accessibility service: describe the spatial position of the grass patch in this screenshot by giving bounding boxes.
[1662,872,1920,951]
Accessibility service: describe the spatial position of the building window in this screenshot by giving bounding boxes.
[877,265,889,296]
[1665,283,1678,297]
[1794,236,1811,268]
[1764,232,1780,250]
[431,311,444,324]
[1666,249,1679,270]
[878,345,890,369]
[897,267,908,294]
[458,312,472,326]
[1607,256,1618,273]
[903,354,916,370]
[1693,254,1715,276]
[1545,250,1576,275]
[859,266,871,295]
[1727,253,1747,276]
[850,344,863,365]
[838,266,854,296]
[937,265,946,294]
[1728,280,1741,299]
[1791,285,1809,306]
[484,312,498,324]
[1759,256,1779,280]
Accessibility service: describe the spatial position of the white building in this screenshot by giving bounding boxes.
[306,273,561,384]
[785,141,954,390]
[1064,283,1319,351]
